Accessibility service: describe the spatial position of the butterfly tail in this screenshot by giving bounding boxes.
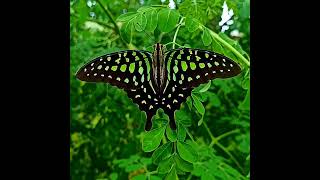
[145,112,154,131]
[168,112,177,130]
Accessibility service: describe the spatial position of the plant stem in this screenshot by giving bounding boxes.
[208,29,250,67]
[186,128,195,142]
[216,143,245,174]
[96,0,120,34]
[96,0,129,48]
[203,121,217,145]
[203,121,245,175]
[172,17,185,49]
[216,129,240,141]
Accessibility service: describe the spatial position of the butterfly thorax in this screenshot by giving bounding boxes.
[151,43,167,96]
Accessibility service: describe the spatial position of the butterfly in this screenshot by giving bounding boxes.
[76,43,241,131]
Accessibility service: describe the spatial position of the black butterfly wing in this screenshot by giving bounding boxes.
[76,50,152,90]
[76,50,159,130]
[160,48,242,129]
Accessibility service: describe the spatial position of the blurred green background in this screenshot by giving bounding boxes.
[70,0,250,179]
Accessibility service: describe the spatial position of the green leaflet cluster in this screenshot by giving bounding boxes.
[116,6,180,43]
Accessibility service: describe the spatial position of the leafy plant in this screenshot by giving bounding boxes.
[70,0,250,179]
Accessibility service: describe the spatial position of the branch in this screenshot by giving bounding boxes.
[96,0,120,34]
[208,29,250,67]
[172,17,185,49]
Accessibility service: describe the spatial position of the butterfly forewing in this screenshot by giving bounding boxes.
[165,48,241,89]
[76,50,152,90]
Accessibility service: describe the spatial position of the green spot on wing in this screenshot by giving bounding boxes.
[111,66,118,71]
[120,64,127,72]
[139,67,144,74]
[181,61,188,71]
[129,63,135,73]
[199,63,205,68]
[173,66,179,73]
[190,62,196,70]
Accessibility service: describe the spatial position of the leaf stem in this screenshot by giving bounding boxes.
[172,17,185,49]
[208,29,250,67]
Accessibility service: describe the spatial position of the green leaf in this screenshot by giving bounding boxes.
[165,165,178,180]
[152,142,173,164]
[157,8,180,33]
[191,94,205,114]
[125,164,144,172]
[174,154,193,172]
[177,141,198,163]
[179,0,207,23]
[109,172,118,180]
[239,89,250,111]
[137,6,154,13]
[140,157,152,165]
[157,156,175,174]
[219,32,247,56]
[199,81,211,93]
[145,9,158,32]
[142,126,166,152]
[134,13,147,32]
[150,175,162,180]
[208,93,221,107]
[202,27,212,46]
[185,17,200,32]
[166,125,177,142]
[191,94,205,126]
[116,12,137,22]
[211,35,224,54]
[175,109,192,127]
[120,20,135,43]
[132,174,146,180]
[177,123,186,142]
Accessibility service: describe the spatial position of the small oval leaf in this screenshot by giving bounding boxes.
[185,17,200,32]
[166,125,177,142]
[151,142,173,164]
[202,27,212,46]
[177,141,198,163]
[158,8,180,33]
[174,154,193,172]
[142,126,166,152]
[157,156,175,174]
[134,13,147,32]
[117,12,137,22]
[177,123,186,142]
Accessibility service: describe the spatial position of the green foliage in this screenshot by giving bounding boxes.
[71,0,250,179]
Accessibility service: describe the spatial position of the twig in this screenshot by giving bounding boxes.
[203,121,245,175]
[96,0,120,34]
[172,17,185,49]
[208,28,250,67]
